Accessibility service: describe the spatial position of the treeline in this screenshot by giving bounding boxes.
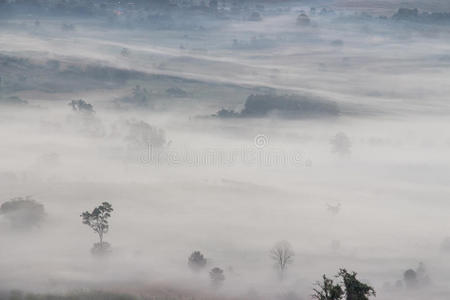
[392,8,450,24]
[0,0,286,17]
[214,94,340,119]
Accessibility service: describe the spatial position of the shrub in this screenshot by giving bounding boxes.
[188,251,207,272]
[0,196,45,229]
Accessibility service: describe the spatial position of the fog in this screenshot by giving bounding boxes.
[1,1,450,300]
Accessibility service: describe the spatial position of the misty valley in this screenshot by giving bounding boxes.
[1,1,450,300]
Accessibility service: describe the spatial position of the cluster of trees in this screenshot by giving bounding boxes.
[0,196,376,298]
[0,196,45,230]
[185,246,375,299]
[383,262,430,292]
[187,251,226,287]
[313,269,375,300]
[214,94,339,119]
[0,0,98,16]
[67,99,105,137]
[0,0,268,18]
[392,8,450,24]
[0,198,113,255]
[67,98,167,149]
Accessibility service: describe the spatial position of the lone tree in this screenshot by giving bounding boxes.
[81,202,113,253]
[403,269,418,289]
[209,267,225,288]
[0,196,45,229]
[188,251,207,272]
[312,275,344,300]
[270,241,294,280]
[338,269,376,300]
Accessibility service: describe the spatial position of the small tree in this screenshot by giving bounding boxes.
[403,269,418,289]
[81,202,113,252]
[270,241,294,280]
[338,269,376,300]
[188,251,207,272]
[210,267,225,288]
[312,275,344,300]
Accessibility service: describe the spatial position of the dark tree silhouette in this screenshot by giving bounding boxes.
[209,267,225,288]
[338,269,376,300]
[69,99,94,114]
[81,202,113,252]
[403,269,418,289]
[270,241,294,280]
[188,251,207,272]
[312,275,344,300]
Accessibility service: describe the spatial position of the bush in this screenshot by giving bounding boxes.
[0,197,45,229]
[209,267,225,288]
[188,251,207,272]
[69,99,95,114]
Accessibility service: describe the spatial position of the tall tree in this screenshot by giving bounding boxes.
[270,241,294,280]
[81,202,113,248]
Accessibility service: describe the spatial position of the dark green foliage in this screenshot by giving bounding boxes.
[0,196,45,229]
[312,275,344,300]
[188,251,207,272]
[80,202,113,247]
[338,269,376,300]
